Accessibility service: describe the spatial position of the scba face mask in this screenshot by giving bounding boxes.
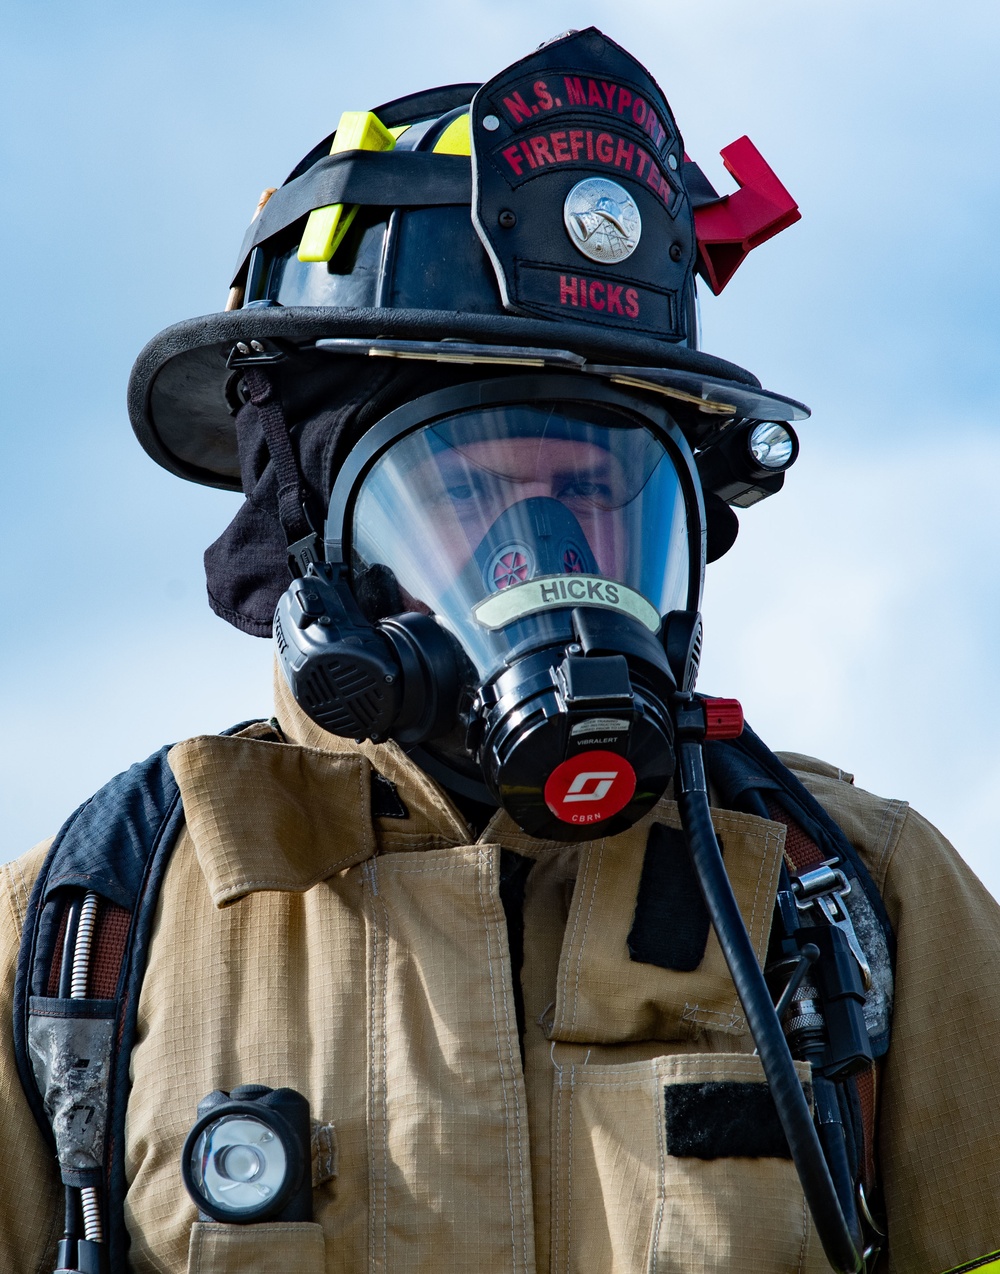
[275,375,706,841]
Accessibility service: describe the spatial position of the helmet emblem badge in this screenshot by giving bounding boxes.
[563,178,642,264]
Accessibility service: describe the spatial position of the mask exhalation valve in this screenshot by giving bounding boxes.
[471,607,679,841]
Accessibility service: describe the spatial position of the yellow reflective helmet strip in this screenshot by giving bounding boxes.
[942,1252,1000,1273]
[298,110,396,263]
[432,112,470,155]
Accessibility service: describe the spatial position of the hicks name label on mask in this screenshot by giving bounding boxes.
[473,573,660,633]
[544,750,637,824]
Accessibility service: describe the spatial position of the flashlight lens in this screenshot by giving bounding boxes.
[190,1115,288,1215]
[749,422,795,470]
[217,1143,265,1183]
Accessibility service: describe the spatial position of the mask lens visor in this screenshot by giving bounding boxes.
[350,403,692,675]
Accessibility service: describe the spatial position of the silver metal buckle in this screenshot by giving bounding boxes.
[792,859,872,990]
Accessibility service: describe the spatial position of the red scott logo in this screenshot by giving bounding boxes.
[544,750,637,826]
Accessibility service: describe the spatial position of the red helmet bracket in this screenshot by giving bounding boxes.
[693,136,800,295]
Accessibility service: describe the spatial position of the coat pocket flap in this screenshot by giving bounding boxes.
[187,1221,325,1273]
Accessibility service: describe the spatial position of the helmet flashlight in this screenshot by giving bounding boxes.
[697,419,800,508]
[749,421,798,469]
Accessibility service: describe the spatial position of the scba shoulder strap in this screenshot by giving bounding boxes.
[705,723,895,1058]
[13,723,895,1270]
[704,724,895,1255]
[12,727,256,1273]
[629,725,895,1250]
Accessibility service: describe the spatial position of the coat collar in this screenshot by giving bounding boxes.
[267,663,590,855]
[169,664,743,906]
[168,666,483,906]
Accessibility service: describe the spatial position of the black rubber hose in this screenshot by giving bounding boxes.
[676,738,863,1274]
[58,898,82,1000]
[63,1186,78,1237]
[814,1075,864,1247]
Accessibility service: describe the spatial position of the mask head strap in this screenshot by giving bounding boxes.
[242,367,320,575]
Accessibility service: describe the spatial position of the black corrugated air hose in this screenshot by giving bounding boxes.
[675,732,864,1274]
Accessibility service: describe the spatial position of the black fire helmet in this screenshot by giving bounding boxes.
[126,28,808,633]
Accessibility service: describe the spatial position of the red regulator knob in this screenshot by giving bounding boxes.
[701,697,745,740]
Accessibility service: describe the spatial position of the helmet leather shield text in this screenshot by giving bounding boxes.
[470,27,696,339]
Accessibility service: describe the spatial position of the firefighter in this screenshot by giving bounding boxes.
[2,27,1000,1274]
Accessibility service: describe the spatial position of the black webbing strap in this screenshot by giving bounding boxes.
[241,368,317,572]
[13,725,265,1270]
[14,746,184,1271]
[233,150,472,282]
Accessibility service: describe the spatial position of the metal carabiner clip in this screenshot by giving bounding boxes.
[793,859,872,991]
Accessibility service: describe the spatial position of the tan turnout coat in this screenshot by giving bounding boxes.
[2,674,999,1273]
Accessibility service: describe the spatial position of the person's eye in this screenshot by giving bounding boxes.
[560,480,613,504]
[447,482,476,501]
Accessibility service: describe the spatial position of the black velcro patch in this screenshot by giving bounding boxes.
[665,1081,804,1159]
[370,771,409,819]
[627,823,714,971]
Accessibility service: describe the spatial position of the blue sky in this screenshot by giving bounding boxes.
[3,1,1000,891]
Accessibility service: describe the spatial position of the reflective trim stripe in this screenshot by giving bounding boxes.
[942,1253,1000,1273]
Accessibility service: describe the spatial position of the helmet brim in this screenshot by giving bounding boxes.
[127,305,809,491]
